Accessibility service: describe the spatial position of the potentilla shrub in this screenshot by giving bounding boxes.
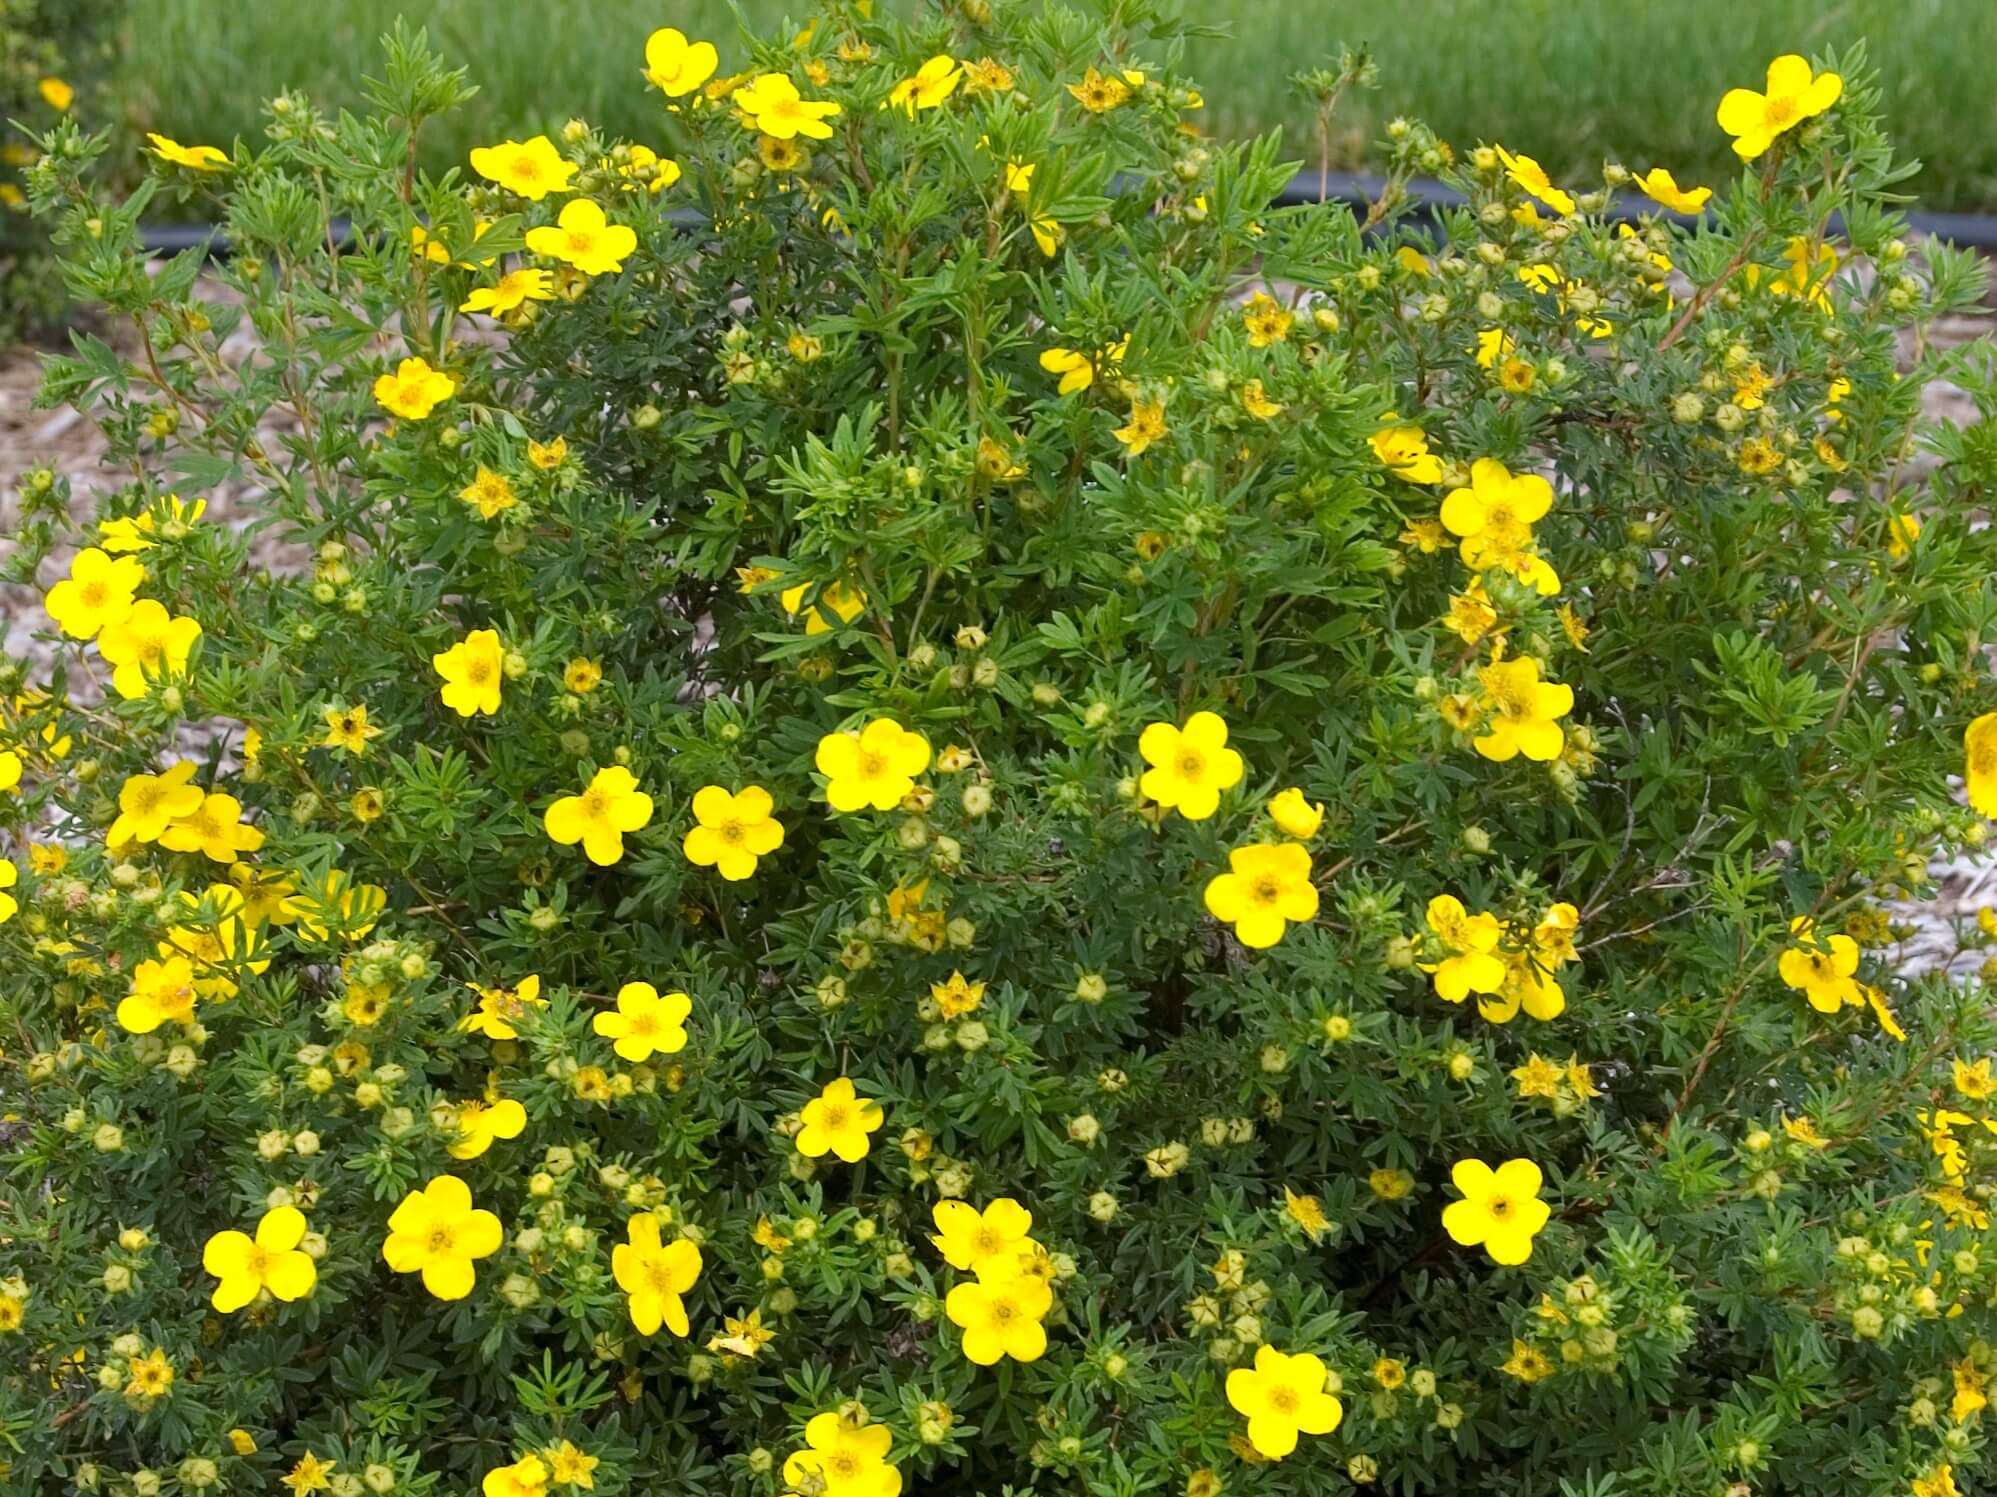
[6,6,1997,1495]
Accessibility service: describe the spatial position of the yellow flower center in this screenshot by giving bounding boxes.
[826,1453,861,1480]
[1487,1193,1514,1220]
[1249,875,1282,907]
[1764,95,1799,129]
[580,788,610,820]
[629,1011,660,1038]
[1176,749,1206,779]
[79,580,108,609]
[466,658,493,684]
[818,1102,851,1131]
[566,229,599,256]
[510,153,542,182]
[1265,1384,1299,1414]
[989,1298,1016,1324]
[426,1224,457,1254]
[856,750,888,779]
[718,819,745,844]
[645,1259,678,1292]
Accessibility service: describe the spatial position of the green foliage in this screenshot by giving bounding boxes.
[5,6,1997,1497]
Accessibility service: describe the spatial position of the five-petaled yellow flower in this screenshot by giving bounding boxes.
[108,760,204,845]
[889,55,962,113]
[381,1174,502,1300]
[931,1198,1034,1276]
[97,599,201,700]
[433,628,505,717]
[1420,894,1507,1004]
[734,73,842,140]
[816,720,932,812]
[683,785,784,880]
[461,268,554,317]
[148,133,228,171]
[612,1212,703,1335]
[1113,398,1169,457]
[526,199,638,277]
[1370,420,1443,484]
[458,467,518,520]
[783,1413,902,1497]
[593,982,691,1063]
[469,135,576,199]
[1494,146,1574,215]
[544,767,655,865]
[946,1273,1053,1364]
[644,27,720,98]
[1225,1345,1344,1459]
[1777,915,1863,1013]
[1717,55,1842,161]
[1203,843,1319,949]
[446,1095,527,1160]
[1138,711,1246,820]
[797,1076,885,1162]
[45,547,144,640]
[322,702,383,755]
[202,1205,317,1312]
[1963,713,1997,817]
[1442,1157,1550,1265]
[1473,655,1574,763]
[374,356,458,420]
[1636,167,1711,215]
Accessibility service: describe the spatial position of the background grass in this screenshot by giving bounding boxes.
[127,0,1997,212]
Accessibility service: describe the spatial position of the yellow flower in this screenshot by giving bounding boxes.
[528,436,568,470]
[708,1308,776,1358]
[148,133,228,171]
[1442,579,1499,646]
[930,970,986,1019]
[1511,1054,1564,1100]
[930,1198,1034,1275]
[1954,1057,1996,1102]
[1966,713,1997,817]
[0,859,16,924]
[381,1174,503,1300]
[1282,1187,1330,1242]
[544,766,654,865]
[1887,511,1921,561]
[1039,346,1097,396]
[44,546,144,640]
[781,579,867,635]
[562,657,601,694]
[433,628,505,717]
[1241,291,1295,348]
[888,55,962,113]
[612,1212,703,1335]
[201,1205,317,1312]
[322,703,383,755]
[483,1454,550,1497]
[446,1096,528,1160]
[457,466,518,520]
[1225,1345,1344,1459]
[1421,895,1507,1003]
[782,1411,902,1497]
[125,1346,175,1400]
[545,1441,600,1489]
[734,73,842,140]
[461,268,554,317]
[161,886,269,998]
[1138,711,1246,820]
[1067,66,1132,114]
[644,28,720,98]
[1717,55,1842,161]
[1473,656,1574,763]
[1203,843,1318,949]
[1736,436,1781,475]
[1500,1339,1553,1383]
[1442,1157,1549,1265]
[1238,380,1284,420]
[1369,421,1443,484]
[1474,327,1515,369]
[107,760,202,845]
[1636,167,1711,215]
[1440,459,1554,570]
[281,1453,335,1494]
[1912,1465,1961,1497]
[681,785,784,880]
[816,720,932,812]
[1776,915,1862,1014]
[946,1274,1053,1364]
[1266,787,1324,840]
[797,1076,885,1162]
[462,974,545,1040]
[373,356,457,420]
[593,982,691,1063]
[117,955,199,1033]
[1113,397,1169,457]
[160,791,265,863]
[38,76,73,110]
[95,494,203,553]
[468,135,576,199]
[1494,146,1573,215]
[96,599,201,700]
[526,199,638,277]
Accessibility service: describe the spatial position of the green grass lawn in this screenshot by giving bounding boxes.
[128,0,1997,212]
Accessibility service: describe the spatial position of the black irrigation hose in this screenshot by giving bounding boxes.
[133,169,1997,258]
